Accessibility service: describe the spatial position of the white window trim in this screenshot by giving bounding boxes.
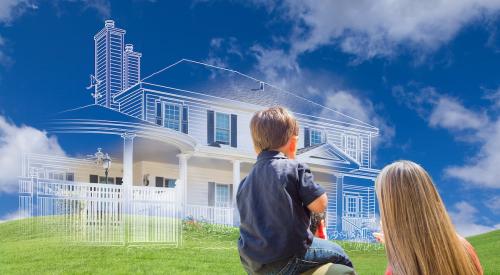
[342,133,360,161]
[163,101,182,131]
[344,194,361,218]
[214,111,231,145]
[214,183,231,208]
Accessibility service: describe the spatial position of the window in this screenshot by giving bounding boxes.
[116,177,123,185]
[99,176,114,184]
[48,171,65,181]
[66,173,75,182]
[90,174,98,183]
[165,179,176,188]
[155,176,177,188]
[164,103,181,131]
[345,195,360,218]
[215,183,230,207]
[155,176,164,187]
[310,129,324,145]
[343,135,359,161]
[215,112,230,145]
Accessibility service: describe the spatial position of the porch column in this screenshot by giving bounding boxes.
[122,133,136,212]
[336,174,344,234]
[231,159,241,226]
[177,153,191,211]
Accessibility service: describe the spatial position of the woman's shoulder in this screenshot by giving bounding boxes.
[457,235,483,275]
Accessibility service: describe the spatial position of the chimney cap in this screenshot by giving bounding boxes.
[105,20,115,28]
[125,44,134,52]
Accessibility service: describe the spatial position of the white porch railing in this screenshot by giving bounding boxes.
[185,204,234,226]
[342,217,376,239]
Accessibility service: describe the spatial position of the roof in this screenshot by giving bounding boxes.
[42,104,198,152]
[296,142,360,171]
[49,104,155,125]
[140,59,378,133]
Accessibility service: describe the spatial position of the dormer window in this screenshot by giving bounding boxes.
[215,112,230,145]
[164,103,181,131]
[155,100,189,134]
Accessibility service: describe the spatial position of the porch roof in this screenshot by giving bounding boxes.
[43,104,197,153]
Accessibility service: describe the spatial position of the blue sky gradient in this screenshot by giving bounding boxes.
[0,0,499,236]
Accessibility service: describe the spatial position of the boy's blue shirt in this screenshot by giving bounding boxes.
[237,150,326,271]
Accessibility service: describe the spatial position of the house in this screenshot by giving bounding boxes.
[21,20,380,241]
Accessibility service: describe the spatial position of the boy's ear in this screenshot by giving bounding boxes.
[287,135,298,159]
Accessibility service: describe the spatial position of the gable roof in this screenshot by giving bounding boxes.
[296,142,360,171]
[140,59,378,133]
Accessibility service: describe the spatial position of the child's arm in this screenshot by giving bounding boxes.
[297,163,327,213]
[307,193,327,213]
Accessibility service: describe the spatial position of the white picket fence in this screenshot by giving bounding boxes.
[18,178,183,245]
[185,204,233,226]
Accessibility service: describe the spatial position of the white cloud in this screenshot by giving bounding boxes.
[429,97,489,131]
[394,84,500,188]
[321,90,395,148]
[449,201,500,237]
[76,0,110,18]
[0,116,65,194]
[445,120,500,188]
[486,195,500,214]
[255,67,394,151]
[0,209,29,223]
[245,0,500,70]
[0,0,34,24]
[205,37,243,68]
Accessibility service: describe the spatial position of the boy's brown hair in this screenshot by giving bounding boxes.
[250,106,299,152]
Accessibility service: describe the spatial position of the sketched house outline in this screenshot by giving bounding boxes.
[21,20,380,241]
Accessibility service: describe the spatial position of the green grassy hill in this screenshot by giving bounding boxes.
[0,218,498,274]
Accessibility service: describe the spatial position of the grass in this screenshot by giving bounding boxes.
[0,218,498,274]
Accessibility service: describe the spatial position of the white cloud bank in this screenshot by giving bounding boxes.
[247,0,500,66]
[450,201,500,237]
[393,85,500,189]
[0,116,65,194]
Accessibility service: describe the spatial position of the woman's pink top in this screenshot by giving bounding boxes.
[384,237,483,275]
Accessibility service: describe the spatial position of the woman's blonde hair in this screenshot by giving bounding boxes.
[375,160,481,275]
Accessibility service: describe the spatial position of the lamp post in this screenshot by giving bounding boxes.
[89,148,112,184]
[102,153,112,184]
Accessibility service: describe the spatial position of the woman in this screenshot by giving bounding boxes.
[374,160,483,275]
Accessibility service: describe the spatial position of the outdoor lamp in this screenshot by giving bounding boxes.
[103,153,112,184]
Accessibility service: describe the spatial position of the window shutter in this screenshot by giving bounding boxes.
[155,101,162,125]
[89,175,98,183]
[207,110,215,145]
[230,114,237,148]
[182,106,189,134]
[229,184,233,204]
[208,182,215,206]
[304,127,310,147]
[155,177,164,187]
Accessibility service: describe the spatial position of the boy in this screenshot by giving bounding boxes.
[237,106,353,275]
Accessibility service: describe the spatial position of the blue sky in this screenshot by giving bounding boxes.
[0,0,499,236]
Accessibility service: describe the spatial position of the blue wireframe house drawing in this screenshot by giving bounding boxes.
[20,20,380,244]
